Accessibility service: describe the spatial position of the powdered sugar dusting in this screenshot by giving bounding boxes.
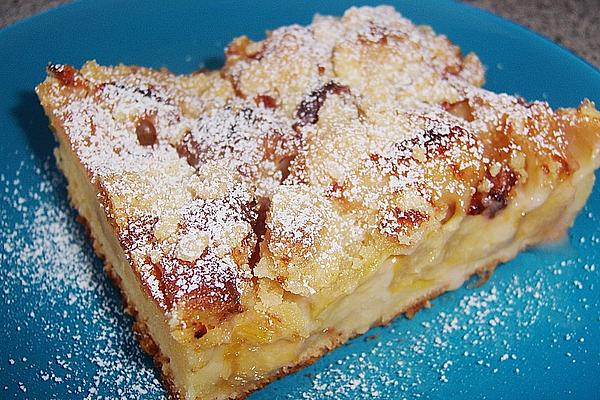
[10,157,596,399]
[38,62,260,315]
[36,5,589,319]
[1,155,165,398]
[177,98,299,198]
[20,4,600,398]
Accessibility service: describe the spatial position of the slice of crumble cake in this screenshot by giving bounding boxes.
[36,6,600,399]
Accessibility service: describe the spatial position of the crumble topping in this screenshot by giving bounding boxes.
[36,6,598,331]
[176,99,299,198]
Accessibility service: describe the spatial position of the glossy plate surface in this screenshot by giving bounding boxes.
[1,1,599,398]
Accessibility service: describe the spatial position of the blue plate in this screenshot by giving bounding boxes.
[1,1,599,399]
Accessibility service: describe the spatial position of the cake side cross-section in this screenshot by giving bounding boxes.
[36,6,600,400]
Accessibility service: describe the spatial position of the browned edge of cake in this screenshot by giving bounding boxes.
[68,189,561,399]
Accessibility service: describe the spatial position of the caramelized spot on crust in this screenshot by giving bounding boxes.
[369,153,380,162]
[326,181,346,200]
[380,208,428,237]
[254,94,278,109]
[293,81,351,129]
[442,99,474,122]
[194,323,208,339]
[515,96,531,107]
[392,123,467,160]
[425,125,465,157]
[177,129,200,166]
[136,116,158,146]
[468,191,486,216]
[249,198,269,270]
[110,82,173,105]
[47,63,79,86]
[468,166,519,217]
[396,208,428,227]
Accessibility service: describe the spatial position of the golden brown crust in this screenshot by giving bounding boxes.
[108,265,182,400]
[36,5,600,400]
[38,62,261,325]
[37,6,600,330]
[74,208,182,400]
